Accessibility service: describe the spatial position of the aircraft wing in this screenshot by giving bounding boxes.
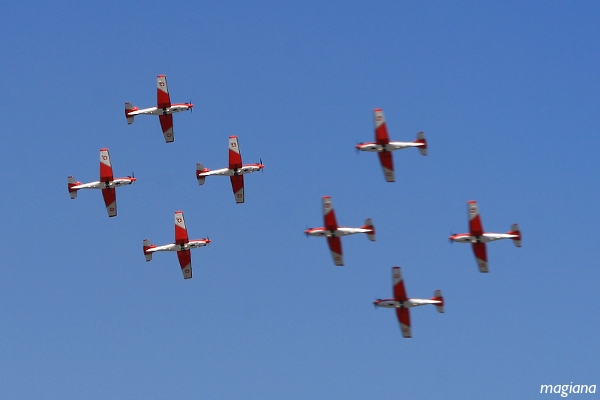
[177,249,192,279]
[99,148,113,182]
[395,308,412,338]
[230,175,244,203]
[159,114,174,143]
[322,196,338,231]
[468,200,484,236]
[392,266,408,301]
[327,236,344,266]
[174,211,189,245]
[377,151,395,182]
[157,75,171,108]
[102,188,117,217]
[373,108,390,144]
[472,242,489,273]
[228,136,242,170]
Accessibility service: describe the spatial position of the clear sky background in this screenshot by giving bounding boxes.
[1,1,598,399]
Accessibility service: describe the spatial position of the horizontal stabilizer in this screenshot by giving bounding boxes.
[363,218,376,241]
[432,290,444,313]
[416,132,427,156]
[125,102,135,124]
[143,239,154,262]
[510,223,522,247]
[68,176,78,199]
[196,163,206,185]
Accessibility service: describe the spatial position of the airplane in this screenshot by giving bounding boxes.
[355,108,427,182]
[143,211,211,280]
[304,196,375,266]
[196,136,264,204]
[374,266,444,338]
[125,74,193,143]
[449,200,522,273]
[67,148,136,217]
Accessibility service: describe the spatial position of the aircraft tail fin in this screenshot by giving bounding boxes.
[362,218,376,241]
[143,239,154,262]
[196,163,207,185]
[509,223,521,247]
[125,102,135,124]
[432,290,444,313]
[415,131,427,156]
[68,176,79,199]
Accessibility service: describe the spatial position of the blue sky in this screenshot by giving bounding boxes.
[1,1,599,399]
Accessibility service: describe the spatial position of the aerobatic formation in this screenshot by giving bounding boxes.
[67,75,522,337]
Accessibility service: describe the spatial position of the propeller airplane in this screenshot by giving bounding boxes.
[305,196,375,266]
[449,200,521,272]
[125,74,193,143]
[356,108,427,182]
[143,211,211,280]
[67,148,136,217]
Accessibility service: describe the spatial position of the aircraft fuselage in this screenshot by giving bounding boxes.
[374,298,441,309]
[356,141,420,152]
[305,227,370,238]
[450,233,517,244]
[129,103,192,116]
[71,178,135,190]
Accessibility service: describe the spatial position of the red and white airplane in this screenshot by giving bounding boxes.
[449,200,522,273]
[304,196,375,266]
[125,74,193,143]
[196,136,264,204]
[67,148,136,217]
[355,108,427,182]
[374,266,444,338]
[143,211,211,280]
